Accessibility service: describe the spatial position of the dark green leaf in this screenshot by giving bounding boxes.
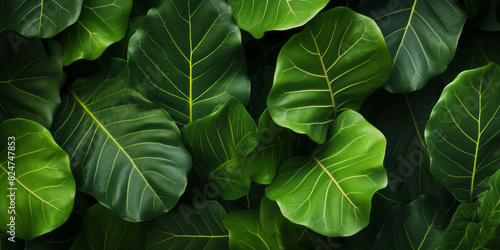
[464,0,500,31]
[223,209,279,250]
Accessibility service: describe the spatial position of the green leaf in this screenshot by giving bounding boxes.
[147,200,229,249]
[372,195,450,250]
[425,63,500,202]
[358,0,467,93]
[228,0,330,39]
[266,110,387,237]
[128,0,250,126]
[464,0,500,31]
[244,110,303,185]
[51,58,191,221]
[223,209,279,250]
[58,0,133,65]
[181,98,258,200]
[70,203,145,250]
[438,202,478,250]
[0,118,76,240]
[267,7,391,144]
[0,34,66,129]
[5,0,83,38]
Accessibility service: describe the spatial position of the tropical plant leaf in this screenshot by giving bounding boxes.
[464,0,500,31]
[266,110,387,237]
[223,209,279,250]
[0,118,75,240]
[425,63,500,202]
[267,7,391,144]
[0,34,66,129]
[51,58,191,221]
[372,195,450,250]
[58,0,133,65]
[182,98,258,200]
[147,200,229,249]
[438,202,478,250]
[244,110,303,185]
[228,0,330,39]
[4,0,83,38]
[128,0,250,126]
[70,203,145,250]
[358,0,467,93]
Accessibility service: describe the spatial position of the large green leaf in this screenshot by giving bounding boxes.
[244,110,303,185]
[181,98,258,200]
[58,0,133,66]
[439,169,500,249]
[0,34,66,129]
[147,201,229,249]
[465,0,500,31]
[70,203,145,250]
[358,0,467,93]
[128,0,250,126]
[267,7,391,144]
[266,110,387,237]
[425,63,500,202]
[228,0,329,39]
[0,118,75,240]
[223,209,279,250]
[5,0,83,38]
[51,58,191,221]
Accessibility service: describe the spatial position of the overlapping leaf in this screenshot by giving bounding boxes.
[71,203,145,250]
[223,209,279,250]
[5,0,83,38]
[147,201,228,249]
[0,119,75,240]
[51,58,191,221]
[267,7,391,144]
[228,0,330,39]
[266,110,387,237]
[425,63,500,202]
[128,0,250,126]
[0,34,66,129]
[58,0,133,65]
[465,0,500,31]
[359,0,467,93]
[182,98,258,200]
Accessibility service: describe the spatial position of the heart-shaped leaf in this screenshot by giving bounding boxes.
[58,0,133,65]
[0,118,75,240]
[147,201,228,249]
[128,0,250,126]
[267,7,391,144]
[425,63,500,202]
[228,0,329,39]
[52,58,191,221]
[5,0,83,38]
[358,0,467,93]
[266,110,387,237]
[182,98,258,200]
[223,209,279,250]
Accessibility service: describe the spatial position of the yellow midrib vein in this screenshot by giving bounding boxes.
[470,83,482,201]
[392,0,418,70]
[188,1,193,123]
[69,89,160,199]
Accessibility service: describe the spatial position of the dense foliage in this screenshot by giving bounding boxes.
[0,0,499,249]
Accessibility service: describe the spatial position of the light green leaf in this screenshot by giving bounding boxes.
[228,0,329,39]
[425,63,500,202]
[266,110,387,237]
[359,0,467,93]
[5,0,83,38]
[0,34,66,129]
[182,98,258,200]
[58,0,133,65]
[147,200,229,249]
[0,118,75,240]
[244,110,303,185]
[70,203,145,250]
[267,7,391,144]
[128,0,250,126]
[51,58,191,221]
[223,209,279,250]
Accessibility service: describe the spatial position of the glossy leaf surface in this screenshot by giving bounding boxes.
[52,58,191,221]
[128,0,250,126]
[0,119,75,240]
[267,7,391,144]
[266,110,387,237]
[223,209,279,250]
